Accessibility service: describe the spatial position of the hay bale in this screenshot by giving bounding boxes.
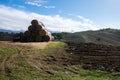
[31,19,38,26]
[22,19,54,42]
[42,35,50,42]
[35,36,42,42]
[24,31,31,37]
[39,28,47,36]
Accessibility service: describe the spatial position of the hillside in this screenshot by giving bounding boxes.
[53,28,120,45]
[0,29,24,33]
[0,41,120,80]
[0,28,120,45]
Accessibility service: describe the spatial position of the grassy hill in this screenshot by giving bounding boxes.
[53,28,120,45]
[0,41,120,80]
[0,28,120,45]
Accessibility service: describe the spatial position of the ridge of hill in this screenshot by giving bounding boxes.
[0,28,120,45]
[0,29,13,33]
[0,29,24,33]
[53,28,120,45]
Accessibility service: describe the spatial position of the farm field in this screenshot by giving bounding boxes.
[0,41,120,80]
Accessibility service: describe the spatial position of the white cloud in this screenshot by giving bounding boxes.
[0,5,99,32]
[25,1,42,7]
[13,4,26,9]
[25,0,56,9]
[44,6,55,9]
[25,0,47,7]
[77,15,92,23]
[77,15,99,30]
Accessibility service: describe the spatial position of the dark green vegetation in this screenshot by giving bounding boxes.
[0,42,120,80]
[53,28,120,45]
[0,32,13,41]
[0,28,120,80]
[0,28,120,45]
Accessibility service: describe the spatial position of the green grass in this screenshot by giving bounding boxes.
[0,45,19,64]
[46,41,67,49]
[0,42,120,80]
[0,74,9,80]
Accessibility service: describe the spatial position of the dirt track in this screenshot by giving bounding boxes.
[1,41,120,73]
[0,41,51,75]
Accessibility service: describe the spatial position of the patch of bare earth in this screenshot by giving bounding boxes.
[66,42,120,72]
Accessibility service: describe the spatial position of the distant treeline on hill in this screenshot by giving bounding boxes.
[0,32,14,41]
[0,28,120,45]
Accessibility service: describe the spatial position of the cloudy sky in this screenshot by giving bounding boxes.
[0,0,120,32]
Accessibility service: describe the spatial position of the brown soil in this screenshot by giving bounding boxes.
[1,41,120,73]
[66,42,120,72]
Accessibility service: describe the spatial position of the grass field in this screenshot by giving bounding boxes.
[0,41,120,80]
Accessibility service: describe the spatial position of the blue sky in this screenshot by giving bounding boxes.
[0,0,120,32]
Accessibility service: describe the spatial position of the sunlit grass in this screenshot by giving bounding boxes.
[0,41,120,80]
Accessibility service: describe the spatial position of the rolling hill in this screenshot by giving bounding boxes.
[0,28,120,45]
[0,29,24,33]
[53,28,120,45]
[0,28,120,80]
